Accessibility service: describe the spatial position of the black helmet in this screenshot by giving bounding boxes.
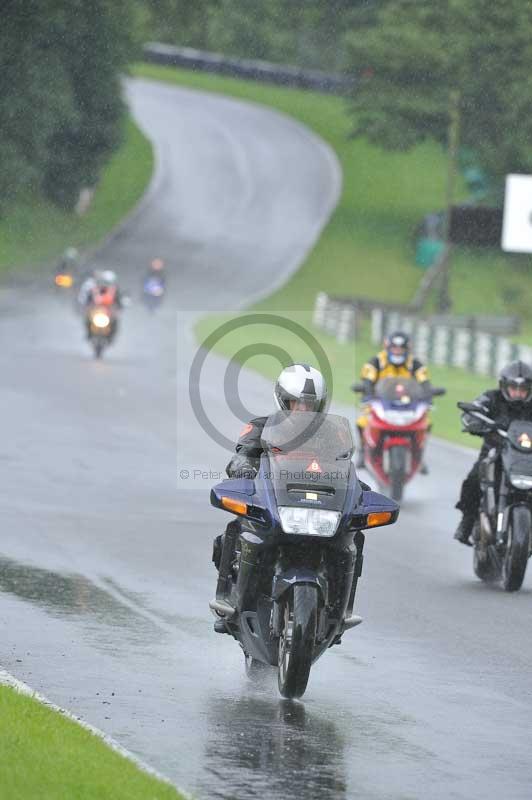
[274,364,328,412]
[499,360,532,404]
[385,330,410,366]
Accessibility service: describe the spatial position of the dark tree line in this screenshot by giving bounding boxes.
[138,0,371,70]
[140,0,532,187]
[1,0,134,214]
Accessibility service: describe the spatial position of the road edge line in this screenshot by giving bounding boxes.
[0,667,190,798]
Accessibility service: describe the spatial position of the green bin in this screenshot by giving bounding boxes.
[415,237,445,268]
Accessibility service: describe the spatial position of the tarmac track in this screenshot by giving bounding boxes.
[1,78,531,800]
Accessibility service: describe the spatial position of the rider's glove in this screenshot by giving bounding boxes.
[226,454,258,479]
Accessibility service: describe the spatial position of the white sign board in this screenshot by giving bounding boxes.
[501,173,532,253]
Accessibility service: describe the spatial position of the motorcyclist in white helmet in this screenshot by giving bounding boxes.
[77,269,120,307]
[78,270,123,340]
[212,364,328,633]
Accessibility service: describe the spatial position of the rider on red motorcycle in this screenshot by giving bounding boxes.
[356,331,430,468]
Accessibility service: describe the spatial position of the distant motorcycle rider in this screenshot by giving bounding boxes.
[212,363,328,632]
[146,257,165,283]
[455,360,532,545]
[142,257,166,304]
[356,331,430,468]
[79,270,123,340]
[55,246,79,276]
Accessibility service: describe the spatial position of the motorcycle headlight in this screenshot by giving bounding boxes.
[278,507,340,537]
[377,407,426,426]
[509,474,532,490]
[92,312,110,328]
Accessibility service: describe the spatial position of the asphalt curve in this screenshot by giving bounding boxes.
[1,79,531,800]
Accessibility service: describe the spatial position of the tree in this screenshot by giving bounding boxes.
[0,1,71,211]
[42,0,134,209]
[0,0,134,214]
[346,0,532,309]
[347,0,532,184]
[139,0,215,50]
[139,0,372,71]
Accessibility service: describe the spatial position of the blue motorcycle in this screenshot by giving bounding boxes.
[210,411,399,699]
[142,275,165,310]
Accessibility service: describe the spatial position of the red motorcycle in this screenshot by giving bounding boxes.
[352,378,446,501]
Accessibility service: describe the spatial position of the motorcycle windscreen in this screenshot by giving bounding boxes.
[260,412,355,512]
[507,420,532,453]
[374,377,427,406]
[503,420,532,478]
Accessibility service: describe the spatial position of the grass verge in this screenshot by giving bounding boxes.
[0,684,184,800]
[134,62,523,446]
[0,115,153,275]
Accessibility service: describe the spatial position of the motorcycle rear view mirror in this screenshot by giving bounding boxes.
[351,383,366,393]
[430,387,446,397]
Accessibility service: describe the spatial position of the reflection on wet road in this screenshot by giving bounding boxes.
[201,697,347,800]
[0,555,163,654]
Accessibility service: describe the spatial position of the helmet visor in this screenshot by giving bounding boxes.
[506,383,531,401]
[388,345,407,365]
[289,397,319,412]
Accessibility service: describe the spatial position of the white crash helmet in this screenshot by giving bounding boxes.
[94,269,117,286]
[274,364,328,412]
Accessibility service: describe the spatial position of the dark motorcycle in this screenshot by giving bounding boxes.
[458,401,532,591]
[85,305,117,359]
[210,411,399,699]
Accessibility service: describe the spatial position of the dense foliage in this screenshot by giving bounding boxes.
[139,0,370,70]
[4,0,531,217]
[346,0,532,187]
[0,0,134,214]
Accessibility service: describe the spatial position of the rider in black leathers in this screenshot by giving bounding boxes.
[454,361,532,545]
[211,363,374,633]
[212,364,328,632]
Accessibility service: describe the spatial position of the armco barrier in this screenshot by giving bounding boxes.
[312,292,530,377]
[143,43,354,94]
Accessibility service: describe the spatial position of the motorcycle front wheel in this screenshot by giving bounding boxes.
[277,584,317,699]
[389,446,406,502]
[93,338,105,359]
[502,506,531,592]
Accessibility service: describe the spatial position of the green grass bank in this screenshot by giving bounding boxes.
[0,685,184,800]
[0,116,153,276]
[135,62,518,445]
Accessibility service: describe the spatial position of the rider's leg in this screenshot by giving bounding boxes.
[454,458,482,545]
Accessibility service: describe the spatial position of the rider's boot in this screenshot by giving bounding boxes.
[213,617,229,634]
[212,521,240,634]
[454,513,475,546]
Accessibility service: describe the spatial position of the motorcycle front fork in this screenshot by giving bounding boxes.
[480,464,508,548]
[495,479,509,547]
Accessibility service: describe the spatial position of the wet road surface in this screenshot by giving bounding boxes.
[1,79,532,799]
